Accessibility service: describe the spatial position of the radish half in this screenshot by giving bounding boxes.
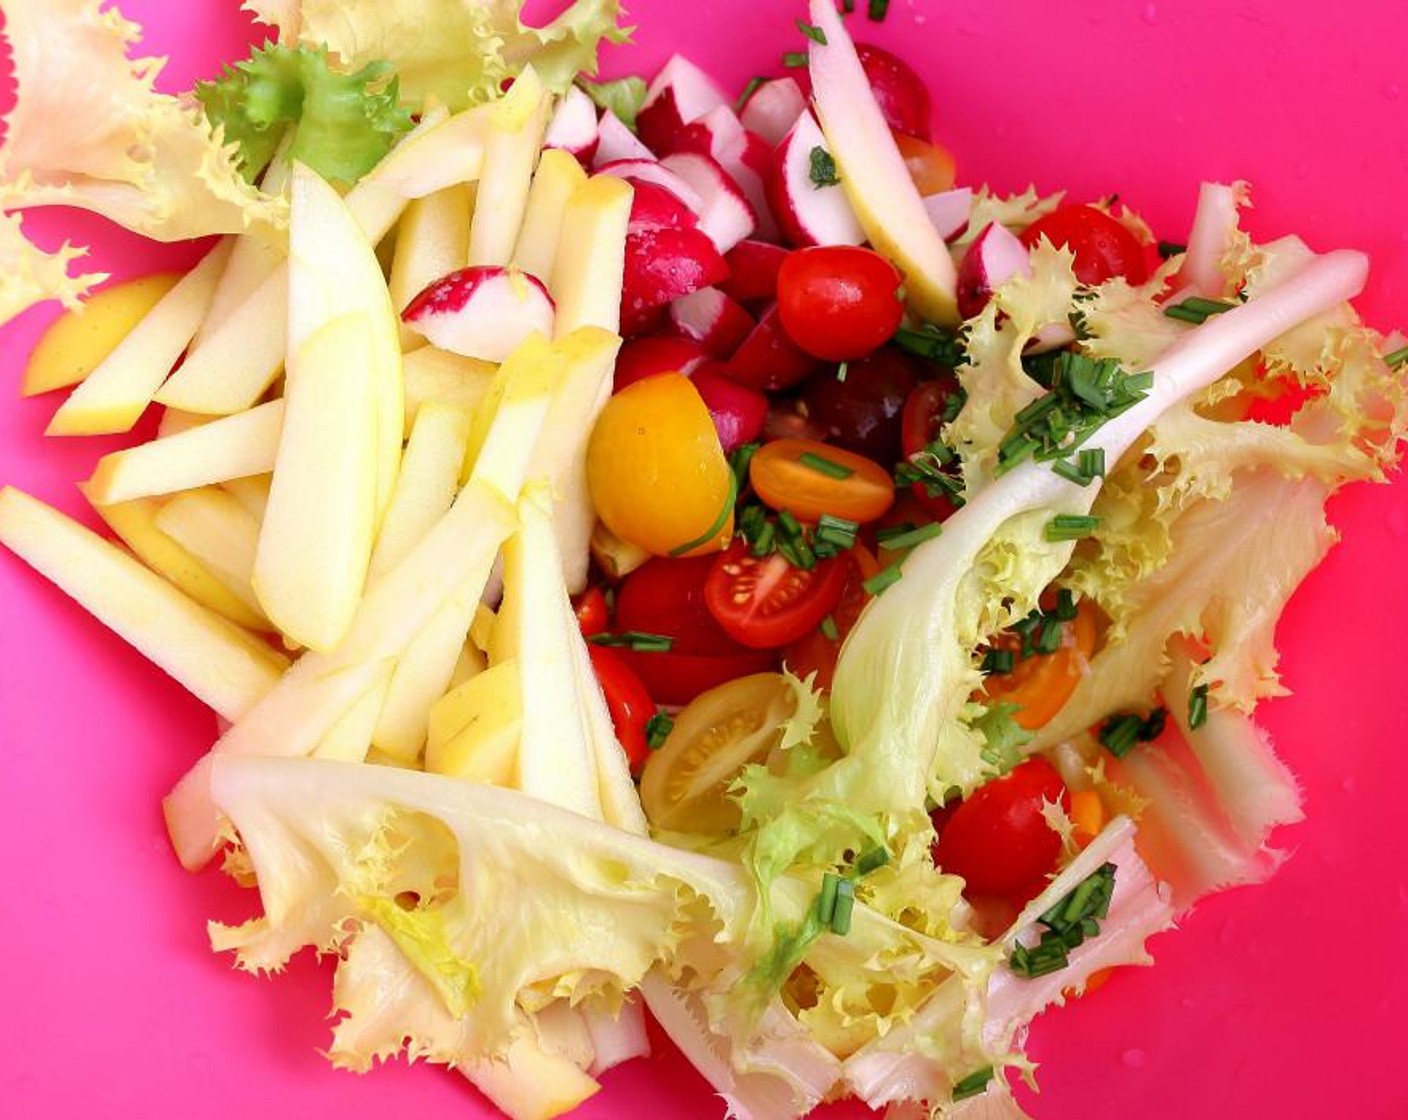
[722,303,820,392]
[543,85,600,164]
[923,187,975,242]
[636,55,731,155]
[955,221,1032,320]
[767,111,864,248]
[614,334,709,391]
[621,227,729,337]
[402,267,555,362]
[667,287,755,358]
[628,180,700,232]
[598,158,706,215]
[740,77,807,147]
[592,111,655,167]
[720,239,789,305]
[660,151,756,254]
[674,105,777,242]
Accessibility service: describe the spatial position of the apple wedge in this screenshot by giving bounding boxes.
[156,488,269,628]
[0,487,288,721]
[389,183,475,351]
[312,666,393,764]
[448,637,487,691]
[426,658,524,784]
[403,345,497,436]
[513,148,589,283]
[194,226,287,350]
[460,331,566,492]
[47,241,231,436]
[364,104,491,199]
[86,399,284,506]
[469,67,551,268]
[550,175,634,336]
[155,408,212,439]
[221,475,272,522]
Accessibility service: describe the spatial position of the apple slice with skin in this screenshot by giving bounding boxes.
[0,487,288,721]
[364,104,491,199]
[312,665,393,764]
[403,346,496,436]
[403,267,556,363]
[469,66,551,268]
[955,220,1033,319]
[550,174,634,337]
[390,183,475,351]
[591,110,655,167]
[636,55,731,155]
[659,151,755,253]
[544,84,600,164]
[156,487,270,628]
[513,148,588,282]
[768,111,865,248]
[427,658,523,783]
[740,77,807,147]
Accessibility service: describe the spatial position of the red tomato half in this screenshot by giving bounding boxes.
[899,378,965,519]
[1019,204,1149,286]
[586,645,655,773]
[931,757,1071,898]
[704,541,848,649]
[777,246,906,362]
[572,586,610,638]
[781,544,880,689]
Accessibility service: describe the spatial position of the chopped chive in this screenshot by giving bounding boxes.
[781,50,808,68]
[981,648,1015,675]
[808,146,840,187]
[1384,344,1408,369]
[842,0,854,11]
[816,871,841,925]
[1163,303,1207,324]
[1035,615,1063,654]
[1079,447,1106,480]
[777,509,804,540]
[1163,296,1236,324]
[778,537,817,570]
[1009,939,1070,978]
[867,0,891,20]
[1044,514,1100,541]
[952,1066,995,1102]
[670,472,738,556]
[836,360,849,382]
[854,846,890,876]
[1054,588,1078,621]
[1121,371,1155,393]
[735,76,766,112]
[1141,707,1168,741]
[1051,457,1092,486]
[796,19,828,44]
[730,440,761,491]
[1156,240,1187,259]
[645,711,674,750]
[1099,713,1143,758]
[798,451,854,479]
[830,878,855,935]
[1188,683,1210,730]
[875,521,942,550]
[820,615,840,641]
[893,325,964,365]
[816,513,860,550]
[590,630,676,652]
[750,519,776,556]
[862,561,904,596]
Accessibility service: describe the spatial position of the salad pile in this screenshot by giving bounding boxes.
[2,0,1406,1117]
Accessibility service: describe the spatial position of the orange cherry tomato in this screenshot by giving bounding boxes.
[977,596,1100,730]
[749,438,896,525]
[893,131,957,196]
[587,373,734,558]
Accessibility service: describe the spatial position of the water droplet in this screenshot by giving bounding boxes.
[1142,2,1159,24]
[1122,1047,1148,1069]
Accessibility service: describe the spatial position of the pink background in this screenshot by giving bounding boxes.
[3,1,1407,1117]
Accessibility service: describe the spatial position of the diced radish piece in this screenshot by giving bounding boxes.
[597,158,706,214]
[923,187,975,242]
[544,85,600,164]
[621,227,729,337]
[955,221,1032,320]
[614,334,708,391]
[740,77,807,147]
[628,180,699,232]
[402,266,555,362]
[690,369,767,454]
[720,240,789,305]
[767,111,864,248]
[667,287,755,358]
[636,56,731,155]
[673,105,777,242]
[592,111,654,167]
[722,303,819,392]
[854,43,933,140]
[660,151,756,254]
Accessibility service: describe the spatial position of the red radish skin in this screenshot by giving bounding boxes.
[689,369,767,454]
[767,112,864,248]
[720,240,789,305]
[670,106,778,243]
[614,335,709,391]
[740,77,807,147]
[721,303,820,392]
[592,111,655,167]
[855,43,933,140]
[660,151,757,254]
[598,159,706,214]
[621,227,729,338]
[667,287,755,358]
[956,221,1033,320]
[544,85,600,164]
[402,267,555,362]
[628,180,700,232]
[637,56,732,155]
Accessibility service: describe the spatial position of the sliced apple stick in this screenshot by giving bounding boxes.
[194,231,286,350]
[512,148,588,282]
[568,629,649,836]
[447,636,487,690]
[164,478,516,870]
[364,104,490,199]
[82,490,271,632]
[156,488,269,627]
[222,475,272,522]
[549,175,633,336]
[468,67,551,268]
[155,407,213,439]
[369,401,474,581]
[426,658,523,785]
[47,241,232,436]
[460,331,565,491]
[390,183,475,351]
[403,345,496,436]
[0,488,288,720]
[86,399,284,506]
[21,272,181,397]
[312,664,393,764]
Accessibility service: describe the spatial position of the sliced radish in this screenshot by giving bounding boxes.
[767,111,865,248]
[403,266,555,362]
[660,151,756,254]
[955,221,1033,320]
[690,369,767,454]
[543,85,600,164]
[740,77,807,147]
[621,227,729,338]
[636,55,731,155]
[721,303,820,392]
[597,158,706,214]
[673,105,777,242]
[854,43,933,140]
[614,334,708,391]
[720,239,789,305]
[591,110,654,167]
[923,187,975,242]
[627,179,699,232]
[667,287,755,358]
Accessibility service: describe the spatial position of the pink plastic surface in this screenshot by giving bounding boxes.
[3,2,1407,1117]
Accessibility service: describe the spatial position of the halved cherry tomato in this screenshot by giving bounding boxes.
[1019,204,1150,286]
[781,544,880,689]
[898,377,965,520]
[639,672,799,832]
[586,644,655,773]
[704,540,848,650]
[893,131,957,196]
[977,596,1100,730]
[777,246,906,362]
[572,586,610,638]
[932,757,1071,897]
[750,437,896,524]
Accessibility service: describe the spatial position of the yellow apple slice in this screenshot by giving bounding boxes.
[390,183,475,351]
[254,313,378,651]
[194,229,286,350]
[448,637,487,690]
[155,488,269,627]
[549,175,633,336]
[512,148,588,283]
[0,487,287,720]
[403,345,497,437]
[313,664,393,764]
[155,407,213,439]
[222,475,272,522]
[426,658,523,785]
[461,332,564,492]
[46,241,232,436]
[468,67,551,268]
[364,104,491,199]
[21,272,180,397]
[86,399,284,506]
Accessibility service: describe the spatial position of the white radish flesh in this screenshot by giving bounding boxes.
[403,267,556,363]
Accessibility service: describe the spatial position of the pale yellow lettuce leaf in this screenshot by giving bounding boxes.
[0,212,107,326]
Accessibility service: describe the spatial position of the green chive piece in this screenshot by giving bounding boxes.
[1163,296,1236,324]
[875,521,942,551]
[799,451,855,479]
[1035,615,1063,654]
[1156,240,1187,259]
[830,879,856,935]
[645,711,674,750]
[854,847,890,876]
[862,562,904,596]
[730,440,761,491]
[808,146,840,187]
[816,513,860,550]
[750,519,776,556]
[781,51,808,68]
[867,0,891,20]
[735,76,766,112]
[796,19,828,44]
[1163,303,1207,324]
[1044,514,1100,541]
[819,615,840,641]
[817,872,841,925]
[1140,707,1168,742]
[981,648,1015,675]
[1054,588,1078,622]
[893,326,964,366]
[836,360,849,382]
[1099,713,1143,758]
[670,472,738,556]
[1079,447,1106,479]
[1188,683,1210,730]
[1051,457,1092,486]
[1121,371,1155,393]
[952,1067,995,1102]
[777,509,804,540]
[1384,344,1408,369]
[589,631,675,652]
[842,0,855,11]
[1009,939,1069,978]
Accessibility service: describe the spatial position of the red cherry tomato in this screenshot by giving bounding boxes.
[931,757,1071,898]
[586,644,654,773]
[777,246,906,362]
[899,378,965,519]
[704,540,848,650]
[781,544,880,689]
[572,586,610,638]
[1019,204,1150,286]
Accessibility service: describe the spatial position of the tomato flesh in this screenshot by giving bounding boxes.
[978,598,1099,730]
[899,378,965,520]
[781,545,879,689]
[586,644,655,773]
[777,246,906,362]
[893,132,956,196]
[932,757,1071,897]
[1019,204,1149,286]
[705,541,848,649]
[750,437,896,525]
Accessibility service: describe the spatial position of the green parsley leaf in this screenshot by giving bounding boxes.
[808,146,841,187]
[577,75,649,130]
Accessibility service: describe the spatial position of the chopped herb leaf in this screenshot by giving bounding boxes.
[893,325,965,366]
[1035,614,1063,654]
[1188,682,1210,730]
[1384,344,1408,369]
[952,1066,995,1102]
[669,471,738,555]
[1010,863,1117,979]
[1164,295,1237,324]
[799,451,855,479]
[589,630,675,652]
[796,20,828,45]
[816,514,860,551]
[1044,514,1100,541]
[1156,240,1187,259]
[645,711,674,749]
[820,615,840,641]
[853,846,890,876]
[862,561,904,596]
[876,521,943,551]
[981,648,1015,675]
[817,872,841,925]
[808,146,841,187]
[830,878,856,935]
[1079,447,1106,480]
[782,51,809,68]
[867,0,891,20]
[1054,588,1078,622]
[735,76,767,113]
[1099,707,1167,758]
[730,440,761,492]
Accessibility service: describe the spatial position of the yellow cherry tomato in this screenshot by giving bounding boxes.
[587,373,734,557]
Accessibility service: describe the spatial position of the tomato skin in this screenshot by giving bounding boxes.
[1019,204,1150,286]
[777,247,906,362]
[893,131,956,196]
[586,644,655,773]
[750,437,896,525]
[572,586,610,638]
[781,545,879,689]
[616,647,776,707]
[932,758,1071,897]
[979,598,1099,730]
[899,377,965,520]
[704,541,849,649]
